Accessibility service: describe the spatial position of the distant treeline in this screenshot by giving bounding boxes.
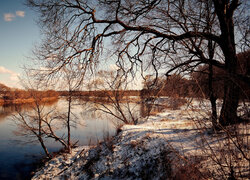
[0,84,59,105]
[141,74,249,100]
[141,72,249,100]
[142,51,250,100]
[59,74,249,101]
[59,90,141,97]
[0,51,248,104]
[59,52,249,101]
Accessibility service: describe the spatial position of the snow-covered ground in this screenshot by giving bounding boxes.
[32,99,249,179]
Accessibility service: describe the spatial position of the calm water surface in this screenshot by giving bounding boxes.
[0,98,122,180]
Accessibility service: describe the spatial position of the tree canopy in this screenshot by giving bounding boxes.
[27,0,249,126]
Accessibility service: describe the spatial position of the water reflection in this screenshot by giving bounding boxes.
[0,97,160,179]
[0,99,58,122]
[0,98,119,179]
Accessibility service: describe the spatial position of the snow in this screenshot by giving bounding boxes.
[32,99,250,179]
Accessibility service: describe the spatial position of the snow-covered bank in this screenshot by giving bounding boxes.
[32,100,249,179]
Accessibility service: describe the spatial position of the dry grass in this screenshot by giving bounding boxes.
[0,99,4,105]
[166,98,187,110]
[160,118,169,121]
[0,97,58,105]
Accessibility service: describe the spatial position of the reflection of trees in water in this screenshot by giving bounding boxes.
[78,95,159,121]
[12,96,80,158]
[0,106,13,121]
[0,104,32,121]
[0,99,58,121]
[79,98,141,126]
[10,97,153,158]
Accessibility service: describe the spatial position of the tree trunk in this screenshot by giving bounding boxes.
[210,95,217,126]
[38,136,51,158]
[213,1,240,126]
[37,103,51,157]
[219,79,239,126]
[219,37,239,126]
[208,66,218,127]
[67,93,72,153]
[207,33,217,128]
[219,43,239,126]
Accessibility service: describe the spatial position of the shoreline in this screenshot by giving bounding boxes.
[31,106,204,179]
[29,102,206,179]
[0,97,58,106]
[31,100,250,179]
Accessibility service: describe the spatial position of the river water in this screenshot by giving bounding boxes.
[0,98,136,180]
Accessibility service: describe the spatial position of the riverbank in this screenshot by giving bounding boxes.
[31,100,250,179]
[0,97,58,106]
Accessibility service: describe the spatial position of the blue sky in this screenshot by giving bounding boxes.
[0,0,143,90]
[0,0,40,88]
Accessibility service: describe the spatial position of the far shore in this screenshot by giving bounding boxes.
[0,97,59,106]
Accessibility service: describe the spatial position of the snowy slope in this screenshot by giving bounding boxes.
[32,99,250,179]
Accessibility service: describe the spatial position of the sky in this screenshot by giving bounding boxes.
[0,0,143,90]
[0,0,40,88]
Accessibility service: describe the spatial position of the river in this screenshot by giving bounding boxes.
[0,98,134,180]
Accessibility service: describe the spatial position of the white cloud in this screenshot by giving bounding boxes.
[0,66,14,74]
[10,73,20,81]
[3,11,25,22]
[16,11,25,17]
[0,66,20,88]
[4,13,15,22]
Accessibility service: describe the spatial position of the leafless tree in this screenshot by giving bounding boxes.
[13,88,54,159]
[58,65,84,153]
[26,0,249,127]
[188,102,250,179]
[88,69,139,125]
[13,73,71,157]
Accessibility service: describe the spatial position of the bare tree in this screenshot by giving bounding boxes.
[13,72,72,157]
[13,90,53,159]
[88,69,139,125]
[58,65,84,153]
[26,0,249,126]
